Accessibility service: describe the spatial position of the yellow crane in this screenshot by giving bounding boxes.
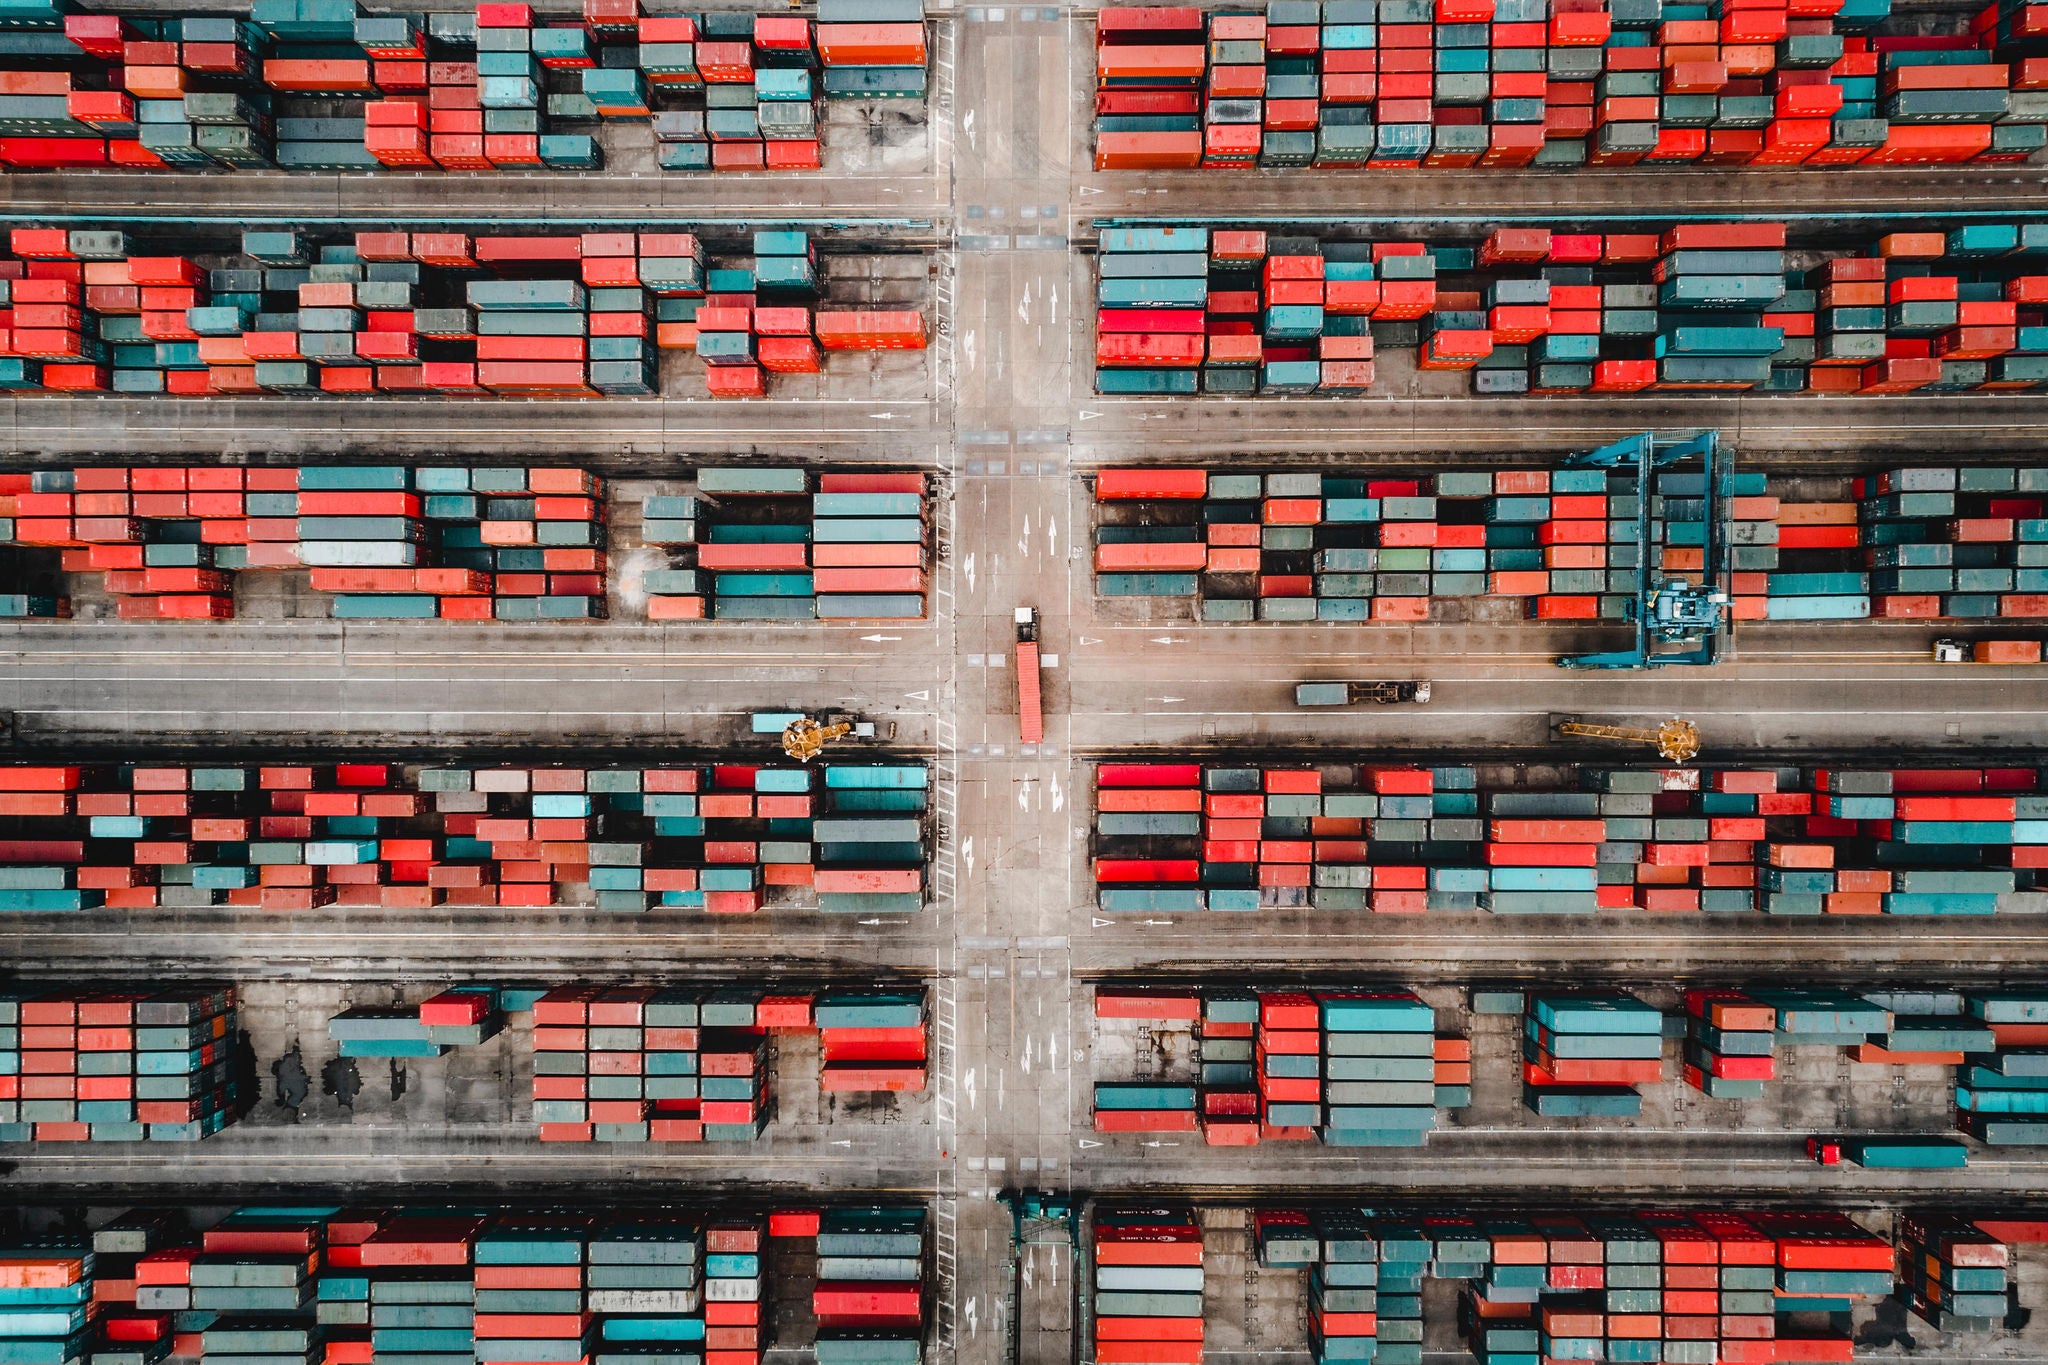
[1555,717,1702,764]
[781,715,853,763]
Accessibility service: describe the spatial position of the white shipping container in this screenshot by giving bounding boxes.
[705,1277,761,1303]
[296,540,420,568]
[1095,1265,1205,1293]
[586,1290,702,1314]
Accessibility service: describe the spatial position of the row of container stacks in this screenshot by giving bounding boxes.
[1241,1205,2024,1365]
[0,0,927,174]
[525,984,925,1141]
[319,982,927,1141]
[1093,221,2048,396]
[0,226,927,398]
[0,760,929,915]
[1090,1204,2028,1365]
[0,1202,928,1365]
[1094,1207,1205,1365]
[1092,761,2048,915]
[1093,987,1470,1145]
[1096,460,1737,624]
[640,468,931,622]
[0,464,604,621]
[0,983,240,1144]
[0,461,939,624]
[1655,985,2044,1125]
[1522,991,1667,1116]
[1090,979,2048,1148]
[1094,0,2048,173]
[1093,461,2048,624]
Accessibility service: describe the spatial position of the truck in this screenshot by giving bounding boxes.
[1294,680,1432,707]
[1016,606,1043,744]
[1810,1134,1968,1169]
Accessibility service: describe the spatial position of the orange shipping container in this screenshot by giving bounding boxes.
[813,542,924,568]
[811,566,927,594]
[814,310,927,350]
[1096,542,1208,572]
[816,21,927,64]
[1095,131,1204,169]
[264,58,376,91]
[1974,640,2044,664]
[695,544,809,570]
[1097,468,1206,499]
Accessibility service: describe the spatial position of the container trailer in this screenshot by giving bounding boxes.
[1016,606,1044,743]
[1293,680,1430,705]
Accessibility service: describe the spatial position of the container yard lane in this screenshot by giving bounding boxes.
[943,12,1085,1364]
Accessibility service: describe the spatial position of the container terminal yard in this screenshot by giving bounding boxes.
[14,1,2048,1365]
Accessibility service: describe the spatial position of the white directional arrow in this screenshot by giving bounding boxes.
[1091,917,1113,927]
[831,1139,853,1148]
[861,634,901,643]
[1077,185,1103,196]
[1140,918,1174,926]
[1140,1140,1181,1148]
[1077,1138,1103,1148]
[1079,635,1103,647]
[857,917,908,926]
[1077,409,1102,421]
[1151,635,1187,645]
[870,411,898,420]
[1155,696,1185,704]
[904,689,931,701]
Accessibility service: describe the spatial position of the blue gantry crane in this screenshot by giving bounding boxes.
[1557,429,1733,671]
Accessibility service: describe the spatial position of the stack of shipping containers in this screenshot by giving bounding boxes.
[1112,1203,2037,1365]
[0,459,944,625]
[0,226,924,397]
[1683,989,1777,1098]
[0,760,928,914]
[1095,456,2048,626]
[0,1208,930,1365]
[639,468,932,622]
[1092,985,1471,1144]
[1090,220,2048,397]
[1092,759,2048,916]
[1094,0,2048,171]
[1086,977,2048,1160]
[0,983,240,1141]
[811,1207,927,1352]
[0,463,607,621]
[523,982,928,1142]
[1092,1207,1205,1365]
[1522,991,1666,1116]
[0,0,929,174]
